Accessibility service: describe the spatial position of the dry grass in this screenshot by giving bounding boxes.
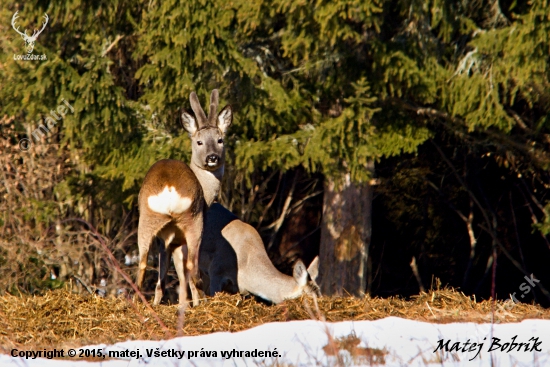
[1,287,548,355]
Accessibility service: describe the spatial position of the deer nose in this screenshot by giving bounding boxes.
[206,154,220,167]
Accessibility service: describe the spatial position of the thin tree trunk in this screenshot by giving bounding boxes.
[318,169,373,297]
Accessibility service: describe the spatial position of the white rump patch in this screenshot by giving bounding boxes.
[147,186,192,215]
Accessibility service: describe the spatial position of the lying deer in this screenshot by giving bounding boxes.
[136,89,232,306]
[199,203,320,304]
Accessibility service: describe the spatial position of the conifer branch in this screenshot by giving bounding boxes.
[390,98,550,168]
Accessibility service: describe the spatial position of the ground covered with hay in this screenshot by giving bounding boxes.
[1,289,548,355]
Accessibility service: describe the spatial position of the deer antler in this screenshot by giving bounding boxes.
[11,12,48,41]
[11,11,29,39]
[31,13,49,39]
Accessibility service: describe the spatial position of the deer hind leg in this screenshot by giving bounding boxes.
[136,213,170,297]
[153,236,174,305]
[188,273,200,307]
[137,215,158,291]
[173,246,199,307]
[136,234,152,292]
[174,214,203,307]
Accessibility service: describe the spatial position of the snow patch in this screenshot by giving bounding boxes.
[2,317,549,366]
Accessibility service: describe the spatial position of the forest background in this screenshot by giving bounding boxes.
[1,0,549,306]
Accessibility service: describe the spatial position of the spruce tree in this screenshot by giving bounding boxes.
[1,0,548,298]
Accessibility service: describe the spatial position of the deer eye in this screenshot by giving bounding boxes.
[218,138,223,144]
[197,141,203,146]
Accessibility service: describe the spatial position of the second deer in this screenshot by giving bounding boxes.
[199,203,321,304]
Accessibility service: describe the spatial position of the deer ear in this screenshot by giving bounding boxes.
[181,110,197,135]
[217,105,232,134]
[293,260,308,287]
[307,256,320,281]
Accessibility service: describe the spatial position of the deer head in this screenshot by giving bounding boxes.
[181,90,232,172]
[11,11,49,54]
[180,89,233,206]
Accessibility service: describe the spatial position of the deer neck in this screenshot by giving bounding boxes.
[191,163,223,207]
[237,249,302,304]
[242,269,302,304]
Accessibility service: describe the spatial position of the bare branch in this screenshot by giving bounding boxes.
[266,173,297,250]
[101,35,124,57]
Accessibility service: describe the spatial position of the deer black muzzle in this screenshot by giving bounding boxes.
[206,154,220,167]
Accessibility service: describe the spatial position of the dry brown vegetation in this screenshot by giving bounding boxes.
[1,116,138,298]
[0,287,548,356]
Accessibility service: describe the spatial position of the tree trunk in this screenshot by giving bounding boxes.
[318,170,373,297]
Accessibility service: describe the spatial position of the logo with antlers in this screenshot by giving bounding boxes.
[11,11,49,54]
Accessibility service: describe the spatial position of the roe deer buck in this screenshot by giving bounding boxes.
[136,89,232,306]
[199,203,321,304]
